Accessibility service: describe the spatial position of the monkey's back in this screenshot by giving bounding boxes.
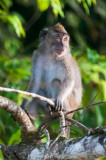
[68,57,82,112]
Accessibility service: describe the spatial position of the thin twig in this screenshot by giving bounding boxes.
[43,129,50,148]
[53,125,71,132]
[65,101,106,116]
[37,116,58,133]
[65,118,92,131]
[77,88,103,123]
[44,131,64,160]
[50,131,64,147]
[43,129,50,160]
[25,10,41,31]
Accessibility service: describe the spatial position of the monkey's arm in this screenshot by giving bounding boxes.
[55,77,75,111]
[55,56,82,111]
[21,52,42,109]
[55,57,75,111]
[28,52,43,93]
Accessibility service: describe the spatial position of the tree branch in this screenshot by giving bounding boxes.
[0,96,36,140]
[65,100,106,116]
[0,87,54,106]
[65,118,92,132]
[0,87,106,159]
[1,130,106,160]
[0,87,105,116]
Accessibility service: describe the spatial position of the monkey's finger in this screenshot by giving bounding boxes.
[54,100,58,111]
[59,101,63,111]
[59,103,62,111]
[58,102,61,111]
[57,100,62,111]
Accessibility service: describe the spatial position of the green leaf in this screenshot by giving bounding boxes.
[8,129,21,145]
[7,15,26,37]
[0,9,7,20]
[0,150,3,160]
[4,38,22,57]
[50,0,64,18]
[87,48,100,63]
[0,0,12,9]
[37,0,50,11]
[83,2,90,14]
[95,106,104,126]
[92,0,96,5]
[87,0,92,6]
[77,0,82,3]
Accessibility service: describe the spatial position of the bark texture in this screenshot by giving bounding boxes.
[1,132,106,160]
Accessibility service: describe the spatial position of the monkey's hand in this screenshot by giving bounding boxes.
[47,98,63,113]
[55,98,63,111]
[47,99,55,115]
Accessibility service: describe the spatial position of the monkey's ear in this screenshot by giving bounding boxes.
[39,28,48,41]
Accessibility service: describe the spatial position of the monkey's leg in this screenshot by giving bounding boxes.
[20,98,37,122]
[24,98,39,122]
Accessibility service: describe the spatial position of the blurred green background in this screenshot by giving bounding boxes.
[0,0,106,159]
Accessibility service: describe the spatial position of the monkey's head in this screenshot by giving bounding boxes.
[39,23,70,58]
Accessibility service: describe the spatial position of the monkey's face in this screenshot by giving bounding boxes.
[48,32,70,58]
[39,23,70,58]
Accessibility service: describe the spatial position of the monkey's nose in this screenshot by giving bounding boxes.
[56,49,64,55]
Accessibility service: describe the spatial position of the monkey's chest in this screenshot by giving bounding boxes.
[42,62,65,91]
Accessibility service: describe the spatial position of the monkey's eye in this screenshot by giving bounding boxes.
[56,35,61,41]
[63,37,67,41]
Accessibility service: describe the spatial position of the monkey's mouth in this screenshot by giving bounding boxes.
[56,49,64,55]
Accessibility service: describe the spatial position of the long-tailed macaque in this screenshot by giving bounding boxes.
[21,23,82,138]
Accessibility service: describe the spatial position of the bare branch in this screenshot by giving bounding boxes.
[43,129,51,160]
[37,115,58,133]
[0,96,36,140]
[0,87,105,117]
[65,118,92,132]
[77,88,103,123]
[65,101,106,116]
[0,87,54,106]
[44,131,65,160]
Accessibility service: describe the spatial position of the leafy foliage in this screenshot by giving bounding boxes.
[76,0,96,14]
[37,0,64,17]
[0,0,25,37]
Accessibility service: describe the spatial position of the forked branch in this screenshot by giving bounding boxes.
[0,96,36,140]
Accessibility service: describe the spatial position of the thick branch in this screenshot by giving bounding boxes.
[0,96,36,139]
[1,131,106,160]
[27,133,106,160]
